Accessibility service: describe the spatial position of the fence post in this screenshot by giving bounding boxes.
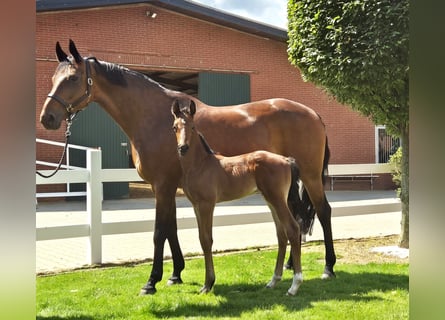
[86,148,102,265]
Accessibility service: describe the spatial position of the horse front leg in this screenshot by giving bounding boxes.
[194,201,216,294]
[140,187,184,295]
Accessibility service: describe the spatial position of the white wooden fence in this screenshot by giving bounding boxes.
[36,145,399,266]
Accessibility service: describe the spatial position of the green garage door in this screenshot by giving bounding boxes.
[198,72,250,106]
[69,103,130,199]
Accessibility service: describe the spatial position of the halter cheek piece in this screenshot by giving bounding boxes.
[47,58,94,115]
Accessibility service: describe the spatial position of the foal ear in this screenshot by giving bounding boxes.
[188,100,196,116]
[171,99,182,117]
[55,41,68,62]
[69,39,83,64]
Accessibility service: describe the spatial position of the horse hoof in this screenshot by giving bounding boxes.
[286,289,297,296]
[139,284,156,295]
[321,271,336,280]
[199,286,211,294]
[139,287,156,295]
[167,276,183,286]
[266,275,281,289]
[321,265,336,279]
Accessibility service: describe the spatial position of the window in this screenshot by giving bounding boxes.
[375,126,400,163]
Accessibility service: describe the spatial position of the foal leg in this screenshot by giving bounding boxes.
[284,233,305,270]
[286,219,303,296]
[194,201,216,294]
[265,205,287,289]
[269,202,304,296]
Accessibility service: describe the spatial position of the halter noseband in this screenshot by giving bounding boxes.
[47,58,94,114]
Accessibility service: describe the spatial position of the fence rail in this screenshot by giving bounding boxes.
[36,138,95,198]
[36,148,399,266]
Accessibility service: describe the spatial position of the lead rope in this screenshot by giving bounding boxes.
[36,113,77,178]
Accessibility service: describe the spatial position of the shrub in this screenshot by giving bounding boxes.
[388,147,402,196]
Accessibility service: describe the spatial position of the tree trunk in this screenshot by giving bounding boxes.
[399,124,409,248]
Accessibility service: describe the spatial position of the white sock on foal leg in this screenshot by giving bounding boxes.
[266,274,282,288]
[287,272,303,296]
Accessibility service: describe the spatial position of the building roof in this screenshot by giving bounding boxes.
[36,0,288,42]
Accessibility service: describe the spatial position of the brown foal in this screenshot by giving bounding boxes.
[172,98,303,295]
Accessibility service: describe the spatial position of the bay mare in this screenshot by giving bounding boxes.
[172,98,303,295]
[39,40,336,294]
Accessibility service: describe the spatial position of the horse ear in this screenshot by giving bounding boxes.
[189,100,196,116]
[55,41,68,62]
[171,99,181,117]
[69,39,83,64]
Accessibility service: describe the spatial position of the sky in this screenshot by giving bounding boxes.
[191,0,288,29]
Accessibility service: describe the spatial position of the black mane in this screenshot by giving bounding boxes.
[92,57,167,90]
[198,132,215,155]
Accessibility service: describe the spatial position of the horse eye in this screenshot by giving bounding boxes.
[172,125,177,132]
[69,75,79,82]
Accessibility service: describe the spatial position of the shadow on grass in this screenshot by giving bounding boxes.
[36,316,95,320]
[150,271,408,318]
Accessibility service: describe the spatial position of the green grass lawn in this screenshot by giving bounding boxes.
[37,247,408,320]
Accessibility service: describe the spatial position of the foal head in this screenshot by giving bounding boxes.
[171,99,197,156]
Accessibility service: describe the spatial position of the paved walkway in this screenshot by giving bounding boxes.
[36,191,402,274]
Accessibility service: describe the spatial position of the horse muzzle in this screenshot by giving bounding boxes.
[40,111,62,130]
[178,144,189,156]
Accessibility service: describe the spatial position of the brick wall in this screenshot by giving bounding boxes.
[36,4,378,176]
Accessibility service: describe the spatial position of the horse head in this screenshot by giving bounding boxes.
[40,39,94,130]
[171,98,196,156]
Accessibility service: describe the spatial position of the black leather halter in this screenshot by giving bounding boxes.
[47,58,94,114]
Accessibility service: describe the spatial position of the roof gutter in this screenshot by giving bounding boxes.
[36,0,288,42]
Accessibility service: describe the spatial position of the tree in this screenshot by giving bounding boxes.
[287,0,409,247]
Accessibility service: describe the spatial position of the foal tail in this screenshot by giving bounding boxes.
[286,158,305,227]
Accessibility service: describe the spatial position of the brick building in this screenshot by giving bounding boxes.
[36,0,393,197]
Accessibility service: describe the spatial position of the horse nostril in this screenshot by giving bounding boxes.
[40,112,59,130]
[41,112,53,124]
[178,144,189,156]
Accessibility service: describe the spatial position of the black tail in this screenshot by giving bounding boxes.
[288,135,330,235]
[322,136,330,185]
[287,158,300,206]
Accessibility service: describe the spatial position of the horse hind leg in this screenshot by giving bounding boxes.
[288,272,303,296]
[286,222,303,296]
[266,215,286,289]
[166,226,185,286]
[266,200,304,296]
[304,179,336,279]
[320,197,336,279]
